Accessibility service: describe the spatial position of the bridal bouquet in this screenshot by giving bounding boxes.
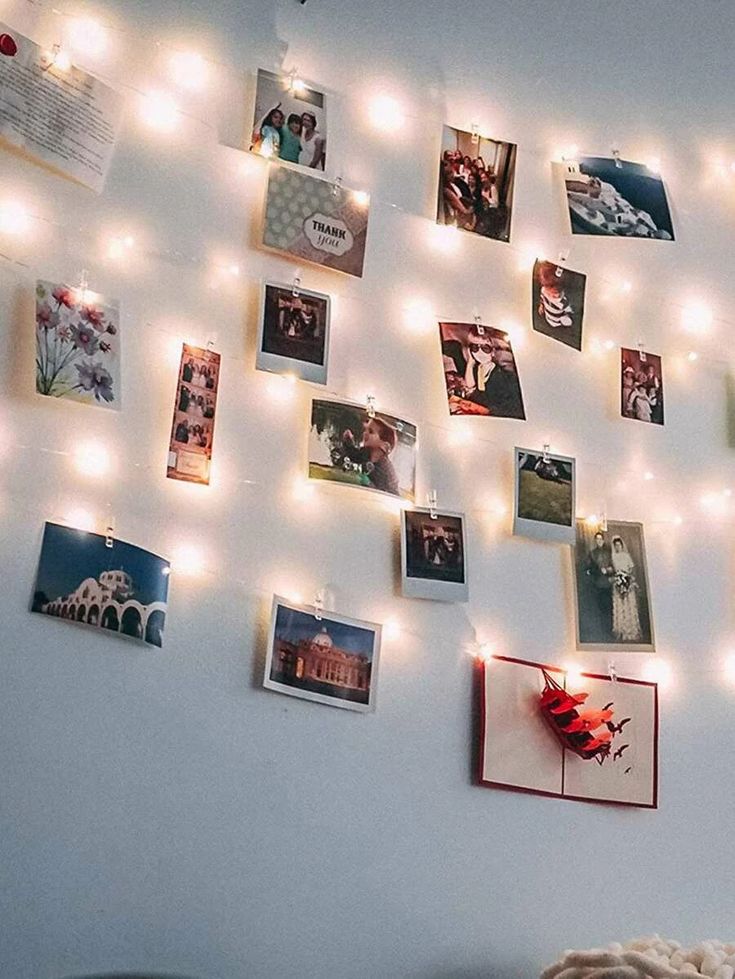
[541,936,735,977]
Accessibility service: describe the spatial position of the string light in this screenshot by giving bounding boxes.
[477,642,495,662]
[368,94,403,132]
[643,471,655,481]
[564,662,585,687]
[170,543,205,577]
[642,658,673,689]
[723,654,735,686]
[0,200,31,236]
[168,51,208,91]
[383,618,401,641]
[267,373,297,402]
[352,190,370,207]
[687,351,699,362]
[402,298,435,334]
[107,234,136,260]
[140,91,180,133]
[646,156,662,174]
[427,224,460,253]
[290,77,307,96]
[291,477,316,503]
[66,18,108,58]
[682,301,713,333]
[73,442,111,477]
[64,508,95,532]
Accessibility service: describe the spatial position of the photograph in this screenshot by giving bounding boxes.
[531,259,586,351]
[167,343,221,485]
[572,519,655,651]
[621,347,664,425]
[250,68,326,171]
[478,655,658,808]
[36,280,120,409]
[401,507,468,602]
[439,321,525,419]
[30,521,170,649]
[563,157,675,239]
[514,447,576,544]
[262,167,369,278]
[257,281,331,384]
[308,398,417,502]
[437,125,517,242]
[264,596,382,712]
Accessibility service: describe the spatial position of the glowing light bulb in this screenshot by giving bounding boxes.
[226,263,241,277]
[259,142,274,159]
[402,298,434,334]
[724,654,735,686]
[643,471,655,481]
[73,442,111,477]
[107,234,135,260]
[0,200,30,236]
[46,47,72,72]
[285,590,304,605]
[585,514,600,528]
[352,190,370,207]
[646,156,662,174]
[171,543,204,577]
[620,280,633,294]
[604,339,615,351]
[682,302,713,333]
[561,143,579,160]
[67,17,108,57]
[448,424,473,447]
[642,658,672,688]
[268,373,297,402]
[140,91,179,133]
[368,94,403,132]
[477,642,495,662]
[687,351,699,362]
[291,77,307,95]
[65,507,95,531]
[383,618,401,641]
[292,477,315,503]
[672,514,683,526]
[564,662,585,688]
[168,50,208,91]
[502,322,525,348]
[516,244,540,272]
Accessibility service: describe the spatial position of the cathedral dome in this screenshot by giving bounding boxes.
[311,627,334,650]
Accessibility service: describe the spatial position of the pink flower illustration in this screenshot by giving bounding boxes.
[81,304,106,332]
[52,286,76,309]
[36,302,60,330]
[71,323,99,355]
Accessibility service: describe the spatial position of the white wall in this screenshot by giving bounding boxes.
[2,1,734,977]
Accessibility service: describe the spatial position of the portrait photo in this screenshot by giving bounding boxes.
[250,68,326,171]
[257,282,330,384]
[478,656,658,808]
[264,596,382,712]
[437,125,517,242]
[308,398,417,502]
[401,508,468,602]
[262,167,369,278]
[36,280,120,409]
[572,519,655,651]
[531,260,586,352]
[167,343,221,485]
[621,347,664,425]
[563,157,675,239]
[514,448,576,544]
[439,321,525,420]
[31,522,170,649]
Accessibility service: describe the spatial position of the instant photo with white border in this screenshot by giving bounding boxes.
[401,507,468,602]
[513,447,576,544]
[257,281,331,384]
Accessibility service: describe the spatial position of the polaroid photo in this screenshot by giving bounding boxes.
[562,156,675,239]
[437,125,517,243]
[36,280,120,409]
[621,347,664,425]
[514,447,576,544]
[308,398,417,503]
[439,321,525,419]
[531,260,586,352]
[167,343,221,485]
[257,281,330,384]
[262,167,369,278]
[264,595,382,712]
[401,507,468,602]
[478,656,658,808]
[31,521,170,648]
[571,519,655,651]
[250,68,326,172]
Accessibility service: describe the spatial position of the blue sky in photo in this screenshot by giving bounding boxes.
[275,604,375,660]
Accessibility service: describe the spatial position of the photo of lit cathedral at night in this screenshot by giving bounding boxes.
[265,598,382,712]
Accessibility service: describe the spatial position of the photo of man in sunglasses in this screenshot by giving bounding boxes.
[440,322,526,420]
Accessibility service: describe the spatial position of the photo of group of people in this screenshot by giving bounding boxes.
[440,322,525,420]
[250,69,326,171]
[572,519,654,651]
[308,399,417,502]
[401,508,468,602]
[563,156,675,239]
[514,448,576,543]
[531,260,586,352]
[257,282,330,384]
[437,126,517,242]
[167,344,221,485]
[621,347,664,425]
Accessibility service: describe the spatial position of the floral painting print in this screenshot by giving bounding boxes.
[35,280,120,410]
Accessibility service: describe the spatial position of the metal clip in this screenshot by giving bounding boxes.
[427,489,438,520]
[313,588,324,622]
[76,269,89,306]
[637,340,647,361]
[542,443,551,463]
[608,661,618,684]
[612,148,622,169]
[332,175,343,198]
[470,123,480,146]
[473,313,485,336]
[555,250,569,277]
[599,510,608,533]
[292,273,302,298]
[105,516,115,550]
[206,334,217,352]
[366,395,376,419]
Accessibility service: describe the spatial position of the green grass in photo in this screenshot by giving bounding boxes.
[518,469,572,526]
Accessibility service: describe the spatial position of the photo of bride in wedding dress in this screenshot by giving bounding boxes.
[572,519,655,651]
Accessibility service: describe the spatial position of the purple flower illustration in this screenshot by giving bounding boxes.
[71,323,99,355]
[36,302,60,331]
[99,340,112,353]
[106,322,118,336]
[81,304,106,332]
[75,362,114,403]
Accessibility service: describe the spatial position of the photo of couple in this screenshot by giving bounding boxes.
[257,282,330,384]
[436,125,517,242]
[572,520,654,651]
[621,347,664,425]
[251,69,326,171]
[401,508,468,602]
[439,322,526,420]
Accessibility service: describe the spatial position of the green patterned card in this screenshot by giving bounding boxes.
[262,166,369,278]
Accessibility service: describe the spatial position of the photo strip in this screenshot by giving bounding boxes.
[437,125,517,243]
[439,322,525,419]
[308,398,417,502]
[36,280,121,409]
[531,260,586,352]
[401,508,468,602]
[621,347,664,425]
[167,343,221,485]
[514,447,576,544]
[250,68,326,171]
[31,522,171,649]
[478,656,658,808]
[264,596,382,712]
[257,281,331,385]
[262,167,369,278]
[562,156,675,239]
[572,519,655,651]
